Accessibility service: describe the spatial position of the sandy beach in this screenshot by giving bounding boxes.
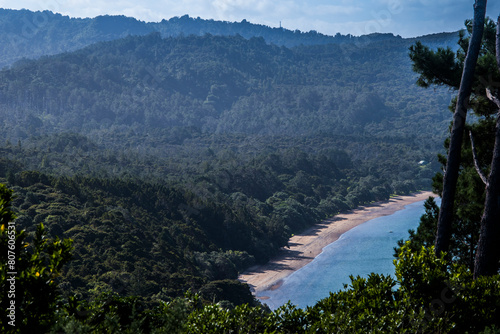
[238,191,435,296]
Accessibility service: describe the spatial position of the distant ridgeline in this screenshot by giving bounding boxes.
[0,8,455,191]
[0,13,458,135]
[2,9,500,333]
[0,7,458,307]
[0,8,459,69]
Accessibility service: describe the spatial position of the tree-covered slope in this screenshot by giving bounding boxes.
[0,29,451,308]
[2,9,500,334]
[0,9,154,69]
[0,138,403,305]
[0,31,451,199]
[0,32,451,142]
[0,7,460,318]
[0,8,459,69]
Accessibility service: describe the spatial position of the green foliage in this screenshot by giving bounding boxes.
[395,244,454,306]
[0,183,16,226]
[2,8,490,334]
[0,184,73,333]
[0,26,448,197]
[153,245,499,333]
[198,279,256,307]
[395,196,439,256]
[0,25,451,326]
[394,243,500,333]
[310,274,407,333]
[2,174,499,332]
[43,244,500,333]
[51,292,200,334]
[0,9,424,70]
[0,32,450,141]
[409,41,462,88]
[0,139,429,305]
[304,243,500,333]
[409,17,500,95]
[407,17,499,272]
[0,22,446,299]
[186,303,269,333]
[194,250,256,281]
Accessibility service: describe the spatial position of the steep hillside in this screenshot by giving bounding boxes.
[0,32,452,186]
[3,9,500,334]
[0,9,458,309]
[0,9,153,68]
[0,32,451,137]
[0,8,459,69]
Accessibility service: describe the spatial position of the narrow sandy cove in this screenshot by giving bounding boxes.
[238,191,435,296]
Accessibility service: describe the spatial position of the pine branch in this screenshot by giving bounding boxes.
[485,87,500,109]
[469,130,488,185]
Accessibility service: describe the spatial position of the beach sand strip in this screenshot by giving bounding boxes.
[238,191,435,296]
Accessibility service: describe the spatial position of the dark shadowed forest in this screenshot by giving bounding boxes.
[1,8,499,333]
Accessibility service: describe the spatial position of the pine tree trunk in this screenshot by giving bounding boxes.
[434,0,487,255]
[474,15,500,278]
[474,114,500,277]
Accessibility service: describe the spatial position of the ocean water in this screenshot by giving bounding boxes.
[257,197,438,310]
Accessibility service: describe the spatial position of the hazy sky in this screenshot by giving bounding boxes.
[1,0,499,38]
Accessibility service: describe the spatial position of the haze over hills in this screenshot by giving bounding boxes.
[2,6,500,332]
[0,24,452,179]
[0,8,460,69]
[0,6,459,317]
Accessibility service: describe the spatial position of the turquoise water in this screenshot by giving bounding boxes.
[257,198,437,310]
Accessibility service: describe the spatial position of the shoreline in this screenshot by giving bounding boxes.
[238,191,435,297]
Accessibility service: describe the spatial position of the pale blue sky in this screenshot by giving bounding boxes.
[1,0,499,37]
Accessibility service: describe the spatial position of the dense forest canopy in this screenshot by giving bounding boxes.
[3,7,499,334]
[0,9,454,306]
[0,31,453,138]
[0,8,459,69]
[0,19,455,191]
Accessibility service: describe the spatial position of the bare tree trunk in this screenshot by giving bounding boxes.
[435,0,487,255]
[474,16,500,278]
[470,130,488,185]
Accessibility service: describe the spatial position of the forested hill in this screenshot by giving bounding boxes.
[0,8,458,314]
[0,27,455,184]
[0,8,459,69]
[3,8,500,333]
[0,32,452,140]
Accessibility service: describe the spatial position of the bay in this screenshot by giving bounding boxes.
[257,197,438,310]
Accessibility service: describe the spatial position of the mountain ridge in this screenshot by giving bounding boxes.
[0,8,459,69]
[0,32,451,142]
[0,6,459,313]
